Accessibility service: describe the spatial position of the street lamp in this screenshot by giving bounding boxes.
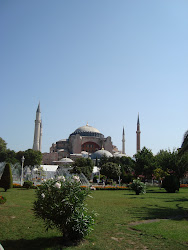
[21,156,25,186]
[118,164,121,186]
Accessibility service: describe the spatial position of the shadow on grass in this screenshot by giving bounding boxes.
[135,205,188,221]
[165,198,188,202]
[146,189,167,194]
[1,236,80,250]
[123,193,136,196]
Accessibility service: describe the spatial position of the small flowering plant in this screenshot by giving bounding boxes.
[129,178,146,195]
[0,195,7,204]
[33,176,95,241]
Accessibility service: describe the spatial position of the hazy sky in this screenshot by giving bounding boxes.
[1,0,188,156]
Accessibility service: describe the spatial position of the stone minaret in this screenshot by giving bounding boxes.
[122,127,125,154]
[33,103,42,151]
[39,120,42,152]
[136,113,141,153]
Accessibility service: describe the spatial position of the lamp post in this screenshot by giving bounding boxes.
[21,156,25,186]
[118,164,121,186]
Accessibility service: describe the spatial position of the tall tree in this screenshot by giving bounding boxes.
[120,156,135,174]
[100,162,121,180]
[134,147,155,181]
[98,155,109,168]
[155,149,188,180]
[0,137,7,152]
[16,149,42,166]
[155,149,173,171]
[0,149,17,164]
[71,158,94,180]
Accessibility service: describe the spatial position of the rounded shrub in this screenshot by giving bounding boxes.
[129,178,146,195]
[162,175,180,193]
[33,176,95,241]
[23,181,33,189]
[0,163,13,192]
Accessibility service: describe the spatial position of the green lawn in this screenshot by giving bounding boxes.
[0,187,188,249]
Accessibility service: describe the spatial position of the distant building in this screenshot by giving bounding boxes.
[43,123,115,164]
[32,103,141,164]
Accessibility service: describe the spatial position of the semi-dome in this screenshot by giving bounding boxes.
[58,158,74,163]
[70,123,104,138]
[91,149,113,159]
[53,157,74,165]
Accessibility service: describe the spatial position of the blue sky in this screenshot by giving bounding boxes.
[0,0,188,156]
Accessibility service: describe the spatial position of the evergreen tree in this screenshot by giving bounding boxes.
[0,163,13,191]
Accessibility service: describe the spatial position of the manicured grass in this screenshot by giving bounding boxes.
[0,187,188,249]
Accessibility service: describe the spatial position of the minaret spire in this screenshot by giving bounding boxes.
[39,120,42,152]
[136,113,141,153]
[33,102,42,152]
[122,126,125,154]
[37,102,40,112]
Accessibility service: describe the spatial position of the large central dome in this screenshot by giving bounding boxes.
[75,124,100,133]
[70,123,104,138]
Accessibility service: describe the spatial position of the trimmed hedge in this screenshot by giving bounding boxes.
[0,163,13,191]
[162,175,180,193]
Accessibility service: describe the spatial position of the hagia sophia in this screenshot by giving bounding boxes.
[33,103,141,165]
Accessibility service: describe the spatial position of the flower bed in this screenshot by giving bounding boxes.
[81,185,128,190]
[13,183,22,188]
[13,183,41,189]
[0,196,6,204]
[180,184,188,188]
[13,183,128,190]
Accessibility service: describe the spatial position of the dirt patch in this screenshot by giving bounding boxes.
[129,219,165,226]
[111,237,123,242]
[128,215,188,227]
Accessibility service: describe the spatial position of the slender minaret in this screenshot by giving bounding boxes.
[39,120,42,152]
[122,126,125,154]
[136,113,141,153]
[33,103,42,151]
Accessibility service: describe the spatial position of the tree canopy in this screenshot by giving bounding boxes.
[155,149,188,180]
[16,149,42,167]
[71,158,94,180]
[100,162,121,180]
[0,137,7,152]
[0,138,42,166]
[134,147,155,180]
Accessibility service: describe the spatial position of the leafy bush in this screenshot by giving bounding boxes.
[129,178,146,195]
[162,175,180,193]
[0,163,13,191]
[23,181,33,189]
[33,176,95,241]
[0,195,6,204]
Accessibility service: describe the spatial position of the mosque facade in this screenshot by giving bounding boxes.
[32,103,141,164]
[42,123,118,164]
